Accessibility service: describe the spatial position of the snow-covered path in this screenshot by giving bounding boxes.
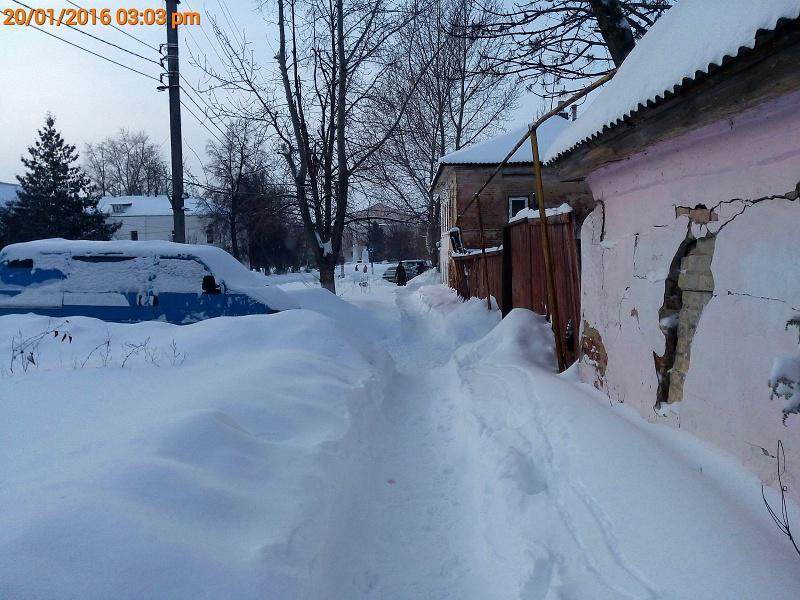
[309,287,495,598]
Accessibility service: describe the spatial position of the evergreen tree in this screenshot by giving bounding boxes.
[0,114,119,246]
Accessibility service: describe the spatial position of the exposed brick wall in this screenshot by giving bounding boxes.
[668,237,716,404]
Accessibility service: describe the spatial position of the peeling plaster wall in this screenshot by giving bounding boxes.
[579,90,800,501]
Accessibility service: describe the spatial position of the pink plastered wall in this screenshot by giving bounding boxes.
[579,90,800,501]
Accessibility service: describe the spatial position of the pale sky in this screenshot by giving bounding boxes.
[0,0,544,185]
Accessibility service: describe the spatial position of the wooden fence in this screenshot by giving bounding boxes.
[451,211,581,366]
[451,248,504,310]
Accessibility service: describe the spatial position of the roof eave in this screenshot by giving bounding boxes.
[550,17,800,179]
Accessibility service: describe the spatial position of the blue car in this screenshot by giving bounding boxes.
[0,239,297,324]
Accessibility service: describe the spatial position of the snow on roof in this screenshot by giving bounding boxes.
[509,203,572,224]
[98,195,208,217]
[544,0,800,163]
[0,182,20,207]
[439,116,571,166]
[0,239,298,311]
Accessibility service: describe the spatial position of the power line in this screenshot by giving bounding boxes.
[183,0,229,69]
[11,0,161,66]
[217,0,245,47]
[20,22,161,82]
[180,84,227,138]
[180,98,224,145]
[65,0,160,53]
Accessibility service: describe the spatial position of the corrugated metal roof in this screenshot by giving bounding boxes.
[544,0,800,164]
[439,116,571,166]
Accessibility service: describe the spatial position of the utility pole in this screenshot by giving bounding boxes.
[165,0,185,242]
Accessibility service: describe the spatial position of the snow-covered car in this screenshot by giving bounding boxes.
[0,239,297,324]
[382,265,398,283]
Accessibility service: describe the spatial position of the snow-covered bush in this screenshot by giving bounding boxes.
[769,315,800,425]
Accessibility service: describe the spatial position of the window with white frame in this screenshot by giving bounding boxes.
[508,196,528,221]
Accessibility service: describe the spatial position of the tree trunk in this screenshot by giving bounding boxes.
[319,259,336,293]
[229,204,240,260]
[588,0,636,66]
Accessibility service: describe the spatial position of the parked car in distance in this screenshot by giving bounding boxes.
[0,239,297,324]
[404,260,428,277]
[382,260,428,283]
[382,265,398,283]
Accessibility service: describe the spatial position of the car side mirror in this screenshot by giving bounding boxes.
[202,275,221,294]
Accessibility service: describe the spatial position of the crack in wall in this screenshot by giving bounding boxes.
[720,291,800,312]
[675,180,800,235]
[590,182,797,413]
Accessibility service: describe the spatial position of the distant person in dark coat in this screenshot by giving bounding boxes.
[395,262,407,286]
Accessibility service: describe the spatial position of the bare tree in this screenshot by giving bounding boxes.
[368,0,518,265]
[190,0,436,292]
[84,129,169,197]
[474,0,671,98]
[203,119,271,260]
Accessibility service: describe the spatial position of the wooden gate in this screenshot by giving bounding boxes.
[451,211,581,367]
[504,211,581,365]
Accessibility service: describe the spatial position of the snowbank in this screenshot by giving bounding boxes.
[454,308,556,370]
[413,283,501,348]
[448,307,800,599]
[3,276,800,599]
[0,309,384,599]
[285,287,391,342]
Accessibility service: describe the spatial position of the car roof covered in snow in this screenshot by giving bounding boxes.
[0,239,298,311]
[544,0,800,164]
[98,195,208,216]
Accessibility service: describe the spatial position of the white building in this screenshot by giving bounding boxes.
[0,182,20,208]
[98,195,215,245]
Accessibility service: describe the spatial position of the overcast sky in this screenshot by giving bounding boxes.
[0,0,544,186]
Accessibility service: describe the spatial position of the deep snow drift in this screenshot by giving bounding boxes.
[0,308,388,599]
[0,269,798,599]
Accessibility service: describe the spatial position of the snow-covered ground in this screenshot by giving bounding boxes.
[0,267,798,598]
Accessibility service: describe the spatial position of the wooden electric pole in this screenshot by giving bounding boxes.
[165,0,185,243]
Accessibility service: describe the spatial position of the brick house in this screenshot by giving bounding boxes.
[431,117,593,286]
[545,1,800,501]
